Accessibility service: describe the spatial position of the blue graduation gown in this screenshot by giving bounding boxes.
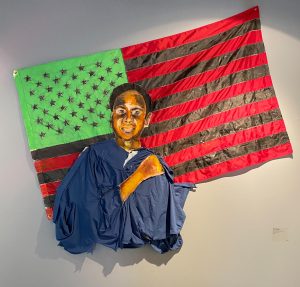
[53,139,194,254]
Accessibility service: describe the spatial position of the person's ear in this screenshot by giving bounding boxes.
[144,113,152,127]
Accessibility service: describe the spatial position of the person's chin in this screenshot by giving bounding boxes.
[117,131,136,141]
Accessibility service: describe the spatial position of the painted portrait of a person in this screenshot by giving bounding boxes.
[53,83,195,254]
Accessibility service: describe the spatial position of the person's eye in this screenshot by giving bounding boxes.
[116,108,126,115]
[132,110,141,116]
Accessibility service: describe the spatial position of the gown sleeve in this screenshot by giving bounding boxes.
[53,146,102,254]
[150,158,195,253]
[121,153,195,253]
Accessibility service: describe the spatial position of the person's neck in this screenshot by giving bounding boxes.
[116,137,141,152]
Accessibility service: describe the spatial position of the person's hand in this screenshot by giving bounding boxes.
[136,155,164,180]
[119,155,164,202]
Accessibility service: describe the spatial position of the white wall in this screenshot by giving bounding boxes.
[0,1,299,286]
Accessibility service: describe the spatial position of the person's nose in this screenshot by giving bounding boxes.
[123,110,133,123]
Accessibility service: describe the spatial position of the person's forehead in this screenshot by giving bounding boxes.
[114,90,146,108]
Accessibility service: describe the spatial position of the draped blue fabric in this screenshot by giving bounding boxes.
[53,139,194,254]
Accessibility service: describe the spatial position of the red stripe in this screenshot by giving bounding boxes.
[40,180,61,197]
[45,207,54,220]
[34,152,80,173]
[174,142,293,183]
[122,6,259,60]
[164,119,287,167]
[151,76,273,124]
[149,53,268,101]
[141,97,279,148]
[127,30,262,82]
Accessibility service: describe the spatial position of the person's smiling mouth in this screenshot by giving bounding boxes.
[121,125,135,133]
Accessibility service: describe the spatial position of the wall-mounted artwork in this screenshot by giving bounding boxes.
[13,6,292,253]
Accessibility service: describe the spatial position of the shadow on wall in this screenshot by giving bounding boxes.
[202,154,293,184]
[35,215,177,276]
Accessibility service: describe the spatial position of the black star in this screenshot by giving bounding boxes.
[60,105,67,111]
[98,112,104,119]
[88,70,95,77]
[95,99,102,105]
[39,95,45,101]
[50,100,56,106]
[99,76,105,82]
[57,91,63,98]
[116,72,123,78]
[64,82,70,89]
[91,121,98,127]
[56,128,63,134]
[32,104,38,110]
[71,74,78,80]
[77,102,84,109]
[36,81,42,87]
[80,116,88,122]
[105,67,112,73]
[109,81,115,87]
[74,88,81,95]
[46,86,53,92]
[81,79,88,85]
[103,89,109,96]
[43,72,49,78]
[74,125,81,131]
[29,90,35,96]
[39,131,46,138]
[70,111,77,117]
[53,77,60,84]
[92,84,98,91]
[46,123,53,129]
[63,119,69,126]
[36,117,43,124]
[53,114,59,120]
[24,75,31,82]
[85,93,91,100]
[88,107,95,113]
[60,68,67,75]
[78,64,84,71]
[113,57,119,64]
[68,96,74,103]
[43,109,49,115]
[95,61,102,68]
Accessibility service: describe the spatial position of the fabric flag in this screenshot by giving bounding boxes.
[14,6,293,220]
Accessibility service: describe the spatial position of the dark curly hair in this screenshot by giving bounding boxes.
[109,83,152,114]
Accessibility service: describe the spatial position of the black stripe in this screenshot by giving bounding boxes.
[143,87,275,137]
[152,65,270,111]
[125,18,261,71]
[31,133,114,160]
[152,109,283,157]
[136,43,265,90]
[37,168,69,184]
[43,195,56,208]
[172,131,290,177]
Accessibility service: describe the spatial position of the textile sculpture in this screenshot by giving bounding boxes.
[14,6,292,220]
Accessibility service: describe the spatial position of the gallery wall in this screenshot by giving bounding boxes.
[0,0,299,286]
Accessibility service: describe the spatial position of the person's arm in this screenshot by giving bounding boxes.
[119,155,164,202]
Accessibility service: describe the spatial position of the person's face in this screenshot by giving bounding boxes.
[112,90,150,141]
